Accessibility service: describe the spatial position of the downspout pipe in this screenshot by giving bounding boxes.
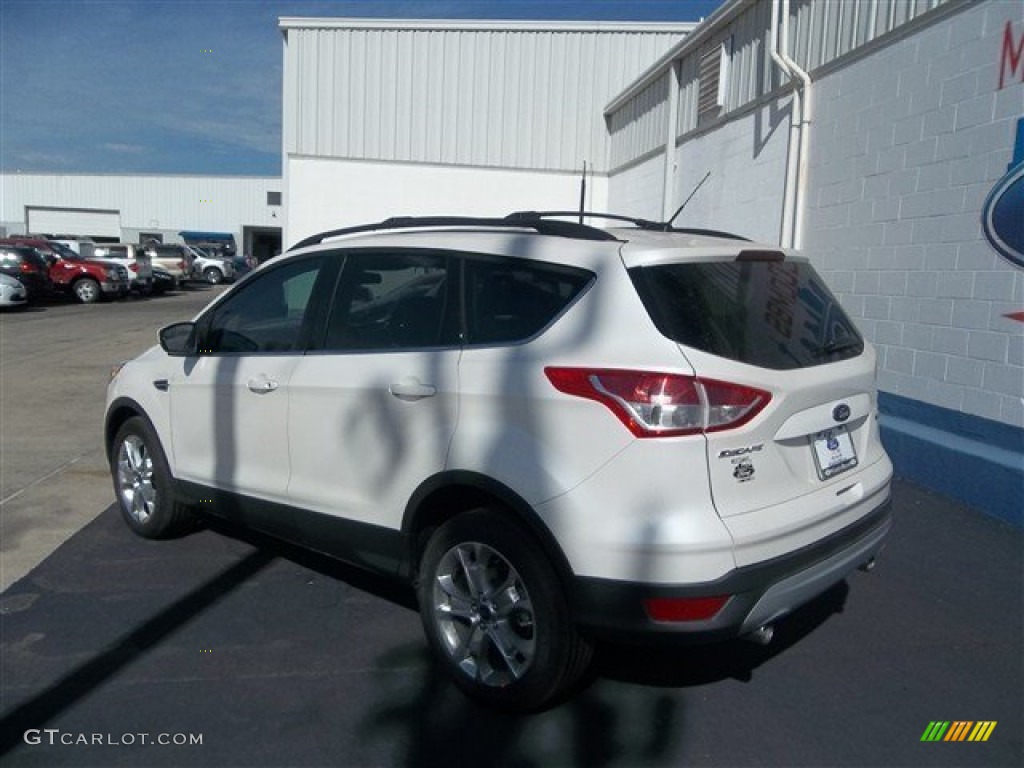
[662,61,681,222]
[778,0,813,250]
[769,0,798,248]
[769,0,813,250]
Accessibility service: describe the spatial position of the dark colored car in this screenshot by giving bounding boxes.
[150,266,177,294]
[0,245,51,299]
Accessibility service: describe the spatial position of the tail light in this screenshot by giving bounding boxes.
[19,262,40,274]
[129,263,140,272]
[544,368,770,438]
[178,260,186,270]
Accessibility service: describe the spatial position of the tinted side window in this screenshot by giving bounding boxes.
[629,260,864,370]
[203,257,324,354]
[322,252,453,351]
[464,258,592,345]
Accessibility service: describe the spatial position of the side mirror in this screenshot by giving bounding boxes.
[159,322,198,357]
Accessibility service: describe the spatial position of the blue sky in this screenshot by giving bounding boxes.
[0,1,722,176]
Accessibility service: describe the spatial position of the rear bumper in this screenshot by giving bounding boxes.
[569,489,891,643]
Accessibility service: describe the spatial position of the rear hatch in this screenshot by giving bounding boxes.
[626,248,890,559]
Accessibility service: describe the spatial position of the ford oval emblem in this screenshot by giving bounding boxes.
[833,404,851,423]
[981,117,1024,269]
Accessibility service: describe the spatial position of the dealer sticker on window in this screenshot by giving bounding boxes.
[811,425,858,480]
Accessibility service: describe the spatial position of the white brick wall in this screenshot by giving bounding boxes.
[805,0,1024,428]
[606,152,665,221]
[669,101,789,244]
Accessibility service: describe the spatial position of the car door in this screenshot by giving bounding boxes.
[286,250,461,559]
[168,255,330,531]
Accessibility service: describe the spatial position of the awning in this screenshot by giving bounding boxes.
[179,231,236,243]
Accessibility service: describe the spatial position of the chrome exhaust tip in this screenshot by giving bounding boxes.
[746,625,774,645]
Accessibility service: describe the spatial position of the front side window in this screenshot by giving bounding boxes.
[321,251,454,351]
[202,256,324,354]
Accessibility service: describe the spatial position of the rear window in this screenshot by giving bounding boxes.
[629,260,863,370]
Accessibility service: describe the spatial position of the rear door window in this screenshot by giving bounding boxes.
[629,260,863,369]
[321,251,457,351]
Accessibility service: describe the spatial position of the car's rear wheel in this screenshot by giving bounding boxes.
[72,277,101,304]
[417,508,592,712]
[203,267,223,285]
[111,416,193,539]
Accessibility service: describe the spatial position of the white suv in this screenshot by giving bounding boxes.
[105,213,892,711]
[185,245,236,285]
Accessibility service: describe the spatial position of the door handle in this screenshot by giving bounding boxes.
[247,376,279,394]
[390,378,437,401]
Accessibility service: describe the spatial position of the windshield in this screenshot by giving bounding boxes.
[629,259,864,370]
[48,241,78,259]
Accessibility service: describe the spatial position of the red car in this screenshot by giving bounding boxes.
[0,238,130,303]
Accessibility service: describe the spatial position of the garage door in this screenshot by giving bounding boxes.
[27,206,121,239]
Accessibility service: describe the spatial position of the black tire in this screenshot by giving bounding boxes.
[72,277,102,304]
[417,508,593,712]
[110,416,193,539]
[203,267,223,285]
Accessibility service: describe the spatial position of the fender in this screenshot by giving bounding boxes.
[400,469,576,586]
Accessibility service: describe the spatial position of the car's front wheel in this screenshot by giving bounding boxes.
[111,416,193,539]
[203,267,223,285]
[417,508,592,712]
[72,277,101,304]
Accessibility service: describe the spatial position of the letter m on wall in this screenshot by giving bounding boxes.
[1000,21,1024,90]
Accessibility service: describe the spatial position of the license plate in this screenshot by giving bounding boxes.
[811,425,858,480]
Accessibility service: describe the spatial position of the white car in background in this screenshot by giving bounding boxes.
[105,212,893,712]
[185,245,236,285]
[0,273,28,308]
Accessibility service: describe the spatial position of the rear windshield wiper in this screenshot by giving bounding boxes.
[817,338,863,357]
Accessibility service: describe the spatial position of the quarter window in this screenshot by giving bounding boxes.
[464,258,592,345]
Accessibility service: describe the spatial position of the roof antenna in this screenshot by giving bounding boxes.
[666,171,711,228]
[578,161,587,224]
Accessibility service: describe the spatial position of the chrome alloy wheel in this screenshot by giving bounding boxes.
[116,434,156,525]
[431,541,537,686]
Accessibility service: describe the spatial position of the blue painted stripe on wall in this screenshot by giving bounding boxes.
[878,393,1023,526]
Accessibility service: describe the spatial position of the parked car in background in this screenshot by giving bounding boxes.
[150,266,177,295]
[0,237,63,268]
[0,238,130,304]
[185,245,235,285]
[92,244,154,294]
[139,243,192,288]
[0,244,52,300]
[0,273,28,308]
[231,253,257,278]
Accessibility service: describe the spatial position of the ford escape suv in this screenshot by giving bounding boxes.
[105,213,893,711]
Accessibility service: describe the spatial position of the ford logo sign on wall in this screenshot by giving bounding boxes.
[833,404,851,423]
[982,117,1024,270]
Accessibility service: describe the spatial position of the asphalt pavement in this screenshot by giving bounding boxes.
[0,479,1020,767]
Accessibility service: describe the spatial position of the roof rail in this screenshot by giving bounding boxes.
[288,214,619,251]
[508,211,751,242]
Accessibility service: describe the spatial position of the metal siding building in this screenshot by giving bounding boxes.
[280,18,694,244]
[0,172,282,256]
